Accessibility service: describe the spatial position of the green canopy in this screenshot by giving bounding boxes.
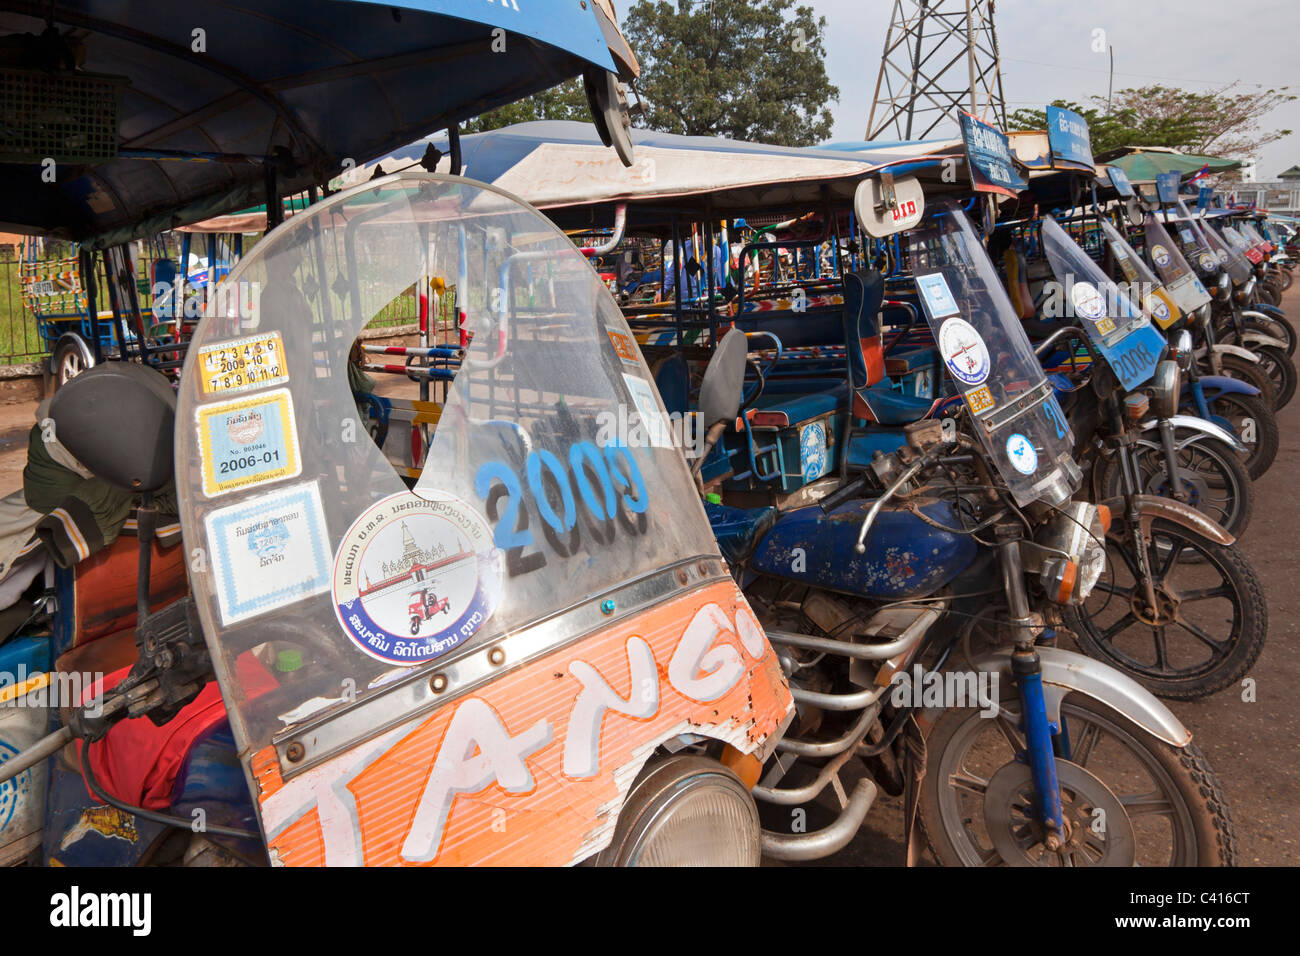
[1095,147,1241,183]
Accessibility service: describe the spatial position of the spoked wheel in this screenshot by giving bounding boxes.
[1096,433,1252,538]
[1062,518,1267,699]
[1211,353,1277,409]
[1200,390,1278,479]
[1251,345,1295,409]
[919,693,1236,866]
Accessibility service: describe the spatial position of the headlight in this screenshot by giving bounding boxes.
[591,755,761,866]
[1149,359,1180,419]
[1234,277,1256,304]
[1029,502,1108,605]
[1214,273,1230,299]
[1173,330,1194,370]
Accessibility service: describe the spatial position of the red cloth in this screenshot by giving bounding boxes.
[77,653,278,810]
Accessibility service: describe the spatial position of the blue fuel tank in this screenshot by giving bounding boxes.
[751,497,979,599]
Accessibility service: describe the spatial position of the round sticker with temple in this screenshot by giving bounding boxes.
[1151,245,1172,268]
[1005,433,1038,475]
[1198,252,1216,271]
[1070,281,1107,322]
[1148,297,1171,321]
[938,318,990,386]
[332,491,503,666]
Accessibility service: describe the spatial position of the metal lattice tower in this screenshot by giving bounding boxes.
[866,0,1008,142]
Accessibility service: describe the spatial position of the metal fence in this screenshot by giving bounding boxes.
[0,235,435,369]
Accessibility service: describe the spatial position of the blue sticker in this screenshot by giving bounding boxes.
[800,421,829,483]
[1006,433,1038,475]
[205,481,331,625]
[916,272,959,319]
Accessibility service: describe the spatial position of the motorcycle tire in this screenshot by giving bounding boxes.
[1253,344,1295,409]
[1062,518,1267,700]
[1213,353,1277,409]
[1201,389,1279,479]
[1094,432,1253,540]
[918,693,1237,866]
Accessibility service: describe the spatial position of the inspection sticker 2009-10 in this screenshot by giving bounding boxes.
[205,480,331,626]
[197,387,301,497]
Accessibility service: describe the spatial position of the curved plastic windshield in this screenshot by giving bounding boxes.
[907,204,1080,506]
[1041,217,1168,390]
[1097,220,1181,328]
[1221,223,1264,265]
[1200,220,1252,283]
[1169,200,1221,279]
[1142,213,1211,314]
[176,173,722,753]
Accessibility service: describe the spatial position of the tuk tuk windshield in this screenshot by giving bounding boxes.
[1171,200,1223,278]
[1200,220,1253,283]
[176,173,720,753]
[906,203,1080,506]
[1142,212,1211,314]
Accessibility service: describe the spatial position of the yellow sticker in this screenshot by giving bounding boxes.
[197,332,289,396]
[1095,317,1116,335]
[964,385,995,415]
[197,388,301,497]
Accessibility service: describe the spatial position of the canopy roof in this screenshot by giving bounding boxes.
[335,121,965,231]
[0,0,633,246]
[1094,147,1241,183]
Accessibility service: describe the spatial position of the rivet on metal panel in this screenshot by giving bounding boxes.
[697,561,709,576]
[285,742,305,763]
[600,599,616,615]
[677,569,689,585]
[488,647,506,667]
[430,673,448,694]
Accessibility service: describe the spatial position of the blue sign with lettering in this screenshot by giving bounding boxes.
[1107,166,1135,198]
[1046,106,1094,169]
[959,111,1027,197]
[1156,172,1182,205]
[1197,185,1214,210]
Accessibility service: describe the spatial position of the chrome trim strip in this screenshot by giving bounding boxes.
[273,555,729,777]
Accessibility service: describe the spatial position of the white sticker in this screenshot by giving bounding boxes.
[331,491,503,666]
[916,272,959,318]
[1198,252,1217,271]
[1151,244,1172,268]
[1070,281,1107,322]
[623,373,674,448]
[205,481,332,625]
[1005,433,1038,475]
[938,317,990,387]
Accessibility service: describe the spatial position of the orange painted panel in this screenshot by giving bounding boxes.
[252,580,791,866]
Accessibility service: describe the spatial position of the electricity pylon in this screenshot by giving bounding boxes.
[866,0,1008,142]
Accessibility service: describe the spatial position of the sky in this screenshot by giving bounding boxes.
[810,0,1300,180]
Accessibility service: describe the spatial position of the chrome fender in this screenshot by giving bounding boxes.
[922,647,1190,748]
[1211,343,1261,363]
[1240,330,1288,351]
[1136,414,1247,453]
[1102,493,1235,546]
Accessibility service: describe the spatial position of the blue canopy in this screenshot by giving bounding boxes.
[0,0,634,245]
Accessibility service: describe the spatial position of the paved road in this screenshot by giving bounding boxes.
[1,286,1295,866]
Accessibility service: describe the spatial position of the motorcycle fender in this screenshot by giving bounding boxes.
[1102,493,1235,546]
[1136,414,1246,453]
[1240,331,1287,351]
[1211,343,1261,363]
[1195,374,1261,398]
[1243,305,1286,321]
[928,647,1191,748]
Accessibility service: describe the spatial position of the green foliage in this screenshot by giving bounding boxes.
[1008,84,1295,159]
[622,0,838,146]
[462,79,591,134]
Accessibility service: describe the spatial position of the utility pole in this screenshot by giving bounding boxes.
[866,0,1008,142]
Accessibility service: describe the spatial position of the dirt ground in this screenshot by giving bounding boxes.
[1,288,1295,866]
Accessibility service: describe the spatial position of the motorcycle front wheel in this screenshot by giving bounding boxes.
[1062,519,1267,699]
[918,693,1236,866]
[1199,389,1278,479]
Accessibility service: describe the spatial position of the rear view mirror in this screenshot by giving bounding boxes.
[855,174,925,238]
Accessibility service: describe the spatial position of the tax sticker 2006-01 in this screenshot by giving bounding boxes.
[197,387,301,497]
[205,480,331,626]
[197,331,289,396]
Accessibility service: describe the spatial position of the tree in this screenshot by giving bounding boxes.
[462,79,590,134]
[1008,84,1294,160]
[622,0,838,147]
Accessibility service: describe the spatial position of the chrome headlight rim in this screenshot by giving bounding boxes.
[1149,359,1180,419]
[1033,502,1108,605]
[591,754,761,867]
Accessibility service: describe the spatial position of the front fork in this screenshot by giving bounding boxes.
[995,528,1065,846]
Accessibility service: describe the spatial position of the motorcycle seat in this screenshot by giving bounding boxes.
[704,500,777,566]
